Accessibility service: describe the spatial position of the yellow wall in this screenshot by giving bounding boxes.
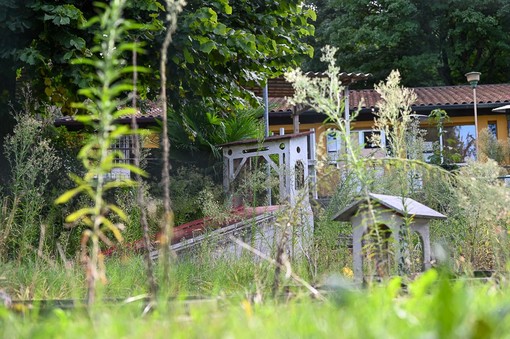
[271,115,509,196]
[271,114,510,155]
[444,115,508,141]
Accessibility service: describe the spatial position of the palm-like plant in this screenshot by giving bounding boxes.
[167,101,264,164]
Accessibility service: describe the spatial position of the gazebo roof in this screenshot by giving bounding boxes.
[333,193,447,222]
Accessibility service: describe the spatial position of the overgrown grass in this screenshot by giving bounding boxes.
[2,269,510,338]
[1,253,323,300]
[1,257,149,300]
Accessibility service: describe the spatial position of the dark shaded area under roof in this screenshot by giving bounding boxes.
[54,77,510,129]
[54,101,163,130]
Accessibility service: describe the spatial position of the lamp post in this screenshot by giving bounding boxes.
[465,71,481,160]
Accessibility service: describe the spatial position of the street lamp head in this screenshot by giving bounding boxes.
[465,71,481,88]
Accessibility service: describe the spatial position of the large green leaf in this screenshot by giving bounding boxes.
[55,185,89,204]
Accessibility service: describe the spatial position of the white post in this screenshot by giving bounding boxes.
[263,83,269,138]
[308,128,318,199]
[344,86,350,152]
[439,125,444,164]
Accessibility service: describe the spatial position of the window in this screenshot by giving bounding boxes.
[423,124,476,164]
[107,135,132,180]
[351,130,386,149]
[326,130,341,159]
[361,130,383,148]
[488,121,497,138]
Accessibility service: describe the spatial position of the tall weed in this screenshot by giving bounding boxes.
[435,160,510,271]
[287,47,429,279]
[3,93,60,261]
[55,0,148,305]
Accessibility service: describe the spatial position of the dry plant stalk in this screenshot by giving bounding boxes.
[228,235,325,301]
[478,128,509,165]
[159,0,186,285]
[131,43,158,301]
[373,69,417,158]
[0,197,19,260]
[286,46,382,277]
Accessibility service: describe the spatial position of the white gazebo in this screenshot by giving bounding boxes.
[332,193,446,282]
[222,131,314,206]
[221,131,316,258]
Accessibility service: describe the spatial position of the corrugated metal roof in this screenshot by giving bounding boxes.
[333,193,447,222]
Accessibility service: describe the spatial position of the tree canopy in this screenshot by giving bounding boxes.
[0,0,315,113]
[307,0,510,87]
[166,0,315,110]
[0,0,164,114]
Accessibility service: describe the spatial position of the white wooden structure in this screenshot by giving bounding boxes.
[222,131,313,204]
[333,193,446,282]
[221,131,316,257]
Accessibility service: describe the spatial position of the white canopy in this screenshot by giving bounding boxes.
[492,104,510,112]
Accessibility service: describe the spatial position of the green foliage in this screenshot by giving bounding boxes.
[0,0,314,116]
[167,102,264,164]
[406,157,510,272]
[427,109,461,166]
[169,166,222,225]
[478,128,509,165]
[307,0,510,86]
[449,161,510,270]
[2,92,61,261]
[112,187,160,244]
[0,0,162,112]
[166,0,315,109]
[0,257,152,300]
[311,214,352,278]
[3,266,510,338]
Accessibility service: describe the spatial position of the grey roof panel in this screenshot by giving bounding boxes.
[332,193,447,221]
[369,193,447,219]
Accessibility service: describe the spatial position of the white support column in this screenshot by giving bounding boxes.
[344,86,350,143]
[308,129,318,199]
[223,149,230,194]
[352,222,364,283]
[263,83,269,138]
[411,222,432,270]
[420,226,432,270]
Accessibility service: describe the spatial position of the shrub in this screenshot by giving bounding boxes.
[429,160,510,271]
[168,165,223,225]
[2,95,61,261]
[478,127,508,165]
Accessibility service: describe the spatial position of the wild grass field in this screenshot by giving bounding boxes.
[2,262,510,338]
[3,1,510,338]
